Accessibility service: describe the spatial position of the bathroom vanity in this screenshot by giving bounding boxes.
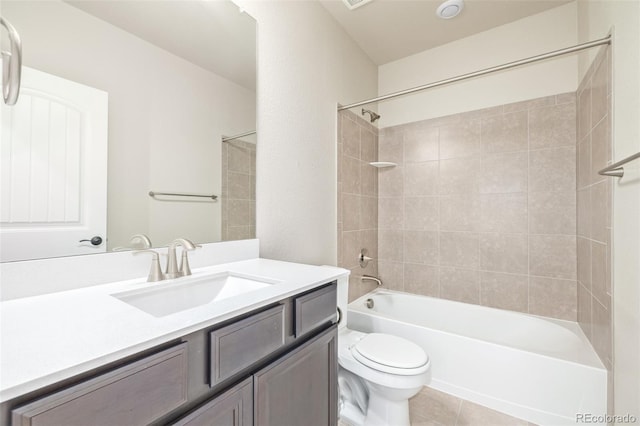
[0,254,345,426]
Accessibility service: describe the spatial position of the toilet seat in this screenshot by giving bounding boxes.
[350,333,429,375]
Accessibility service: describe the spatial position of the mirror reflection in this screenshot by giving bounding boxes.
[0,0,257,262]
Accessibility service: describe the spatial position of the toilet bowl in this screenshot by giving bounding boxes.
[336,277,430,426]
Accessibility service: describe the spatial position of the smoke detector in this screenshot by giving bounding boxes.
[436,0,464,19]
[342,0,373,11]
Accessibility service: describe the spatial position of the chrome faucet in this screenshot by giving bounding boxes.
[165,238,200,279]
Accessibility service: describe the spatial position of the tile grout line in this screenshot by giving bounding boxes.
[527,99,531,315]
[478,118,484,304]
[454,398,464,426]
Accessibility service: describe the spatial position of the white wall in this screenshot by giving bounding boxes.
[377,2,578,127]
[577,0,640,418]
[3,1,255,251]
[236,0,378,266]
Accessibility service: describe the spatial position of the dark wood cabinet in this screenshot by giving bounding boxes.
[254,326,338,426]
[7,281,338,426]
[175,325,337,426]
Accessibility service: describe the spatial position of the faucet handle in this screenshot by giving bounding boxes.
[133,250,165,282]
[178,242,201,276]
[358,248,374,268]
[179,250,193,276]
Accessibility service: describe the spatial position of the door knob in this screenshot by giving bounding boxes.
[79,236,103,246]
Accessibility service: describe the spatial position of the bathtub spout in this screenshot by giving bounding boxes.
[361,275,382,286]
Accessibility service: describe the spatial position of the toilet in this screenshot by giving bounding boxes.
[337,277,430,426]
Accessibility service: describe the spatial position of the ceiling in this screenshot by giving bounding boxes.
[67,0,256,91]
[318,0,572,65]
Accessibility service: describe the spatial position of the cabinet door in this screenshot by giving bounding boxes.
[254,326,337,426]
[172,377,253,426]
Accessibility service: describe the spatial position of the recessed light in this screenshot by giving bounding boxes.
[436,0,464,19]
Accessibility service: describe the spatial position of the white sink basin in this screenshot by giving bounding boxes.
[112,272,280,317]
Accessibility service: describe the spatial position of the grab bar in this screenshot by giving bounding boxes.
[598,151,640,178]
[1,17,22,105]
[148,191,218,200]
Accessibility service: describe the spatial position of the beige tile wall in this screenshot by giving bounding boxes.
[338,110,379,301]
[377,93,578,320]
[337,53,611,423]
[221,139,256,241]
[576,46,613,400]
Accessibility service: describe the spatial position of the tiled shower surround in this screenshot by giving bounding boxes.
[337,111,380,301]
[221,139,256,241]
[338,50,613,420]
[576,46,613,381]
[377,93,579,320]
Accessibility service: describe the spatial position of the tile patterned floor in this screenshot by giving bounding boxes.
[339,386,536,426]
[409,386,535,426]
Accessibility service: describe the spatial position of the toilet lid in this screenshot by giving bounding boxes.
[351,333,428,373]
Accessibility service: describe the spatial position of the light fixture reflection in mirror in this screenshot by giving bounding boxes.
[0,0,256,262]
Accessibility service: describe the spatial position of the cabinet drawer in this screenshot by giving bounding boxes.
[171,377,253,426]
[294,283,337,337]
[209,304,285,386]
[12,343,188,426]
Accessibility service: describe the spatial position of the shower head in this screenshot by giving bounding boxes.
[361,108,381,123]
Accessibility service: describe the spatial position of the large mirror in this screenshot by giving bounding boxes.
[0,0,256,262]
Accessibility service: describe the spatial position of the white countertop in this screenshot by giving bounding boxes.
[0,258,348,403]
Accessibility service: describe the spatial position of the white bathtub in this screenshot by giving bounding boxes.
[348,289,607,426]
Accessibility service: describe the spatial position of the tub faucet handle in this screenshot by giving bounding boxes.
[359,248,373,268]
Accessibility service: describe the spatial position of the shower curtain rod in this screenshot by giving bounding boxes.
[338,35,612,111]
[222,130,257,143]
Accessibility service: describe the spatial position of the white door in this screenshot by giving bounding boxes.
[0,66,108,262]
